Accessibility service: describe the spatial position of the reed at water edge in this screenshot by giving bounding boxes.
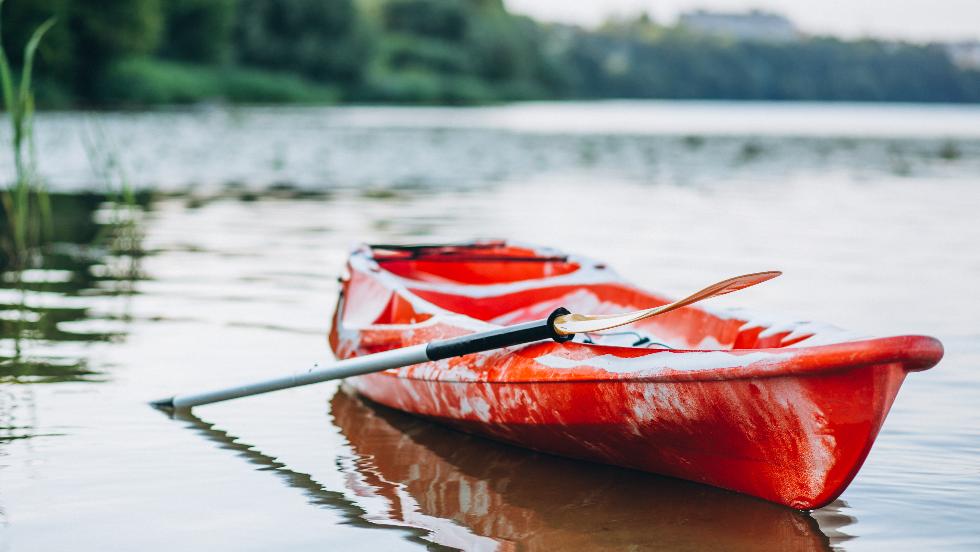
[0,4,55,365]
[0,2,144,378]
[0,3,55,271]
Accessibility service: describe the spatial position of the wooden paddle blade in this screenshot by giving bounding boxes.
[701,271,782,298]
[553,271,781,335]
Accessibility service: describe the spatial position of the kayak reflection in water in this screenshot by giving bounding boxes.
[330,386,851,551]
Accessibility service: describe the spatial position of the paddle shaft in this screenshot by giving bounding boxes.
[152,308,572,410]
[151,270,780,410]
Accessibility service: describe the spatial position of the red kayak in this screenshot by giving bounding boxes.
[329,241,943,510]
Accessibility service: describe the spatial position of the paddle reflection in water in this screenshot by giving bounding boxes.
[170,406,454,551]
[330,387,849,551]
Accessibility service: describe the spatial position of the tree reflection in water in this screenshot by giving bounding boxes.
[0,193,146,442]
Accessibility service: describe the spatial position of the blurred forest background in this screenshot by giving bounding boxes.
[3,0,980,107]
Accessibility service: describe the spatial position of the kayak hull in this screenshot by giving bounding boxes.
[331,388,836,551]
[330,241,942,510]
[346,360,904,510]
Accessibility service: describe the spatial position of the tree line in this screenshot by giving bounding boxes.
[3,0,978,106]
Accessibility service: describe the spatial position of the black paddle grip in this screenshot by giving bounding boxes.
[425,307,573,361]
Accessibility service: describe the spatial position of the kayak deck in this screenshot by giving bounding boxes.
[329,241,943,509]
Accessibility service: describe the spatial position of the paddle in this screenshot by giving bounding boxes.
[151,271,779,410]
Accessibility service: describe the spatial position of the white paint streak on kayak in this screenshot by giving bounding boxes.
[711,306,869,348]
[458,394,492,422]
[753,379,837,504]
[534,350,789,374]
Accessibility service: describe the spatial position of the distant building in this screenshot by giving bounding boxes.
[678,10,799,42]
[946,41,980,69]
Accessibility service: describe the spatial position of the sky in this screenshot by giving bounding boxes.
[504,0,980,43]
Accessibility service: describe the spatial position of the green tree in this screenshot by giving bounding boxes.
[1,0,164,101]
[234,0,372,84]
[558,22,980,103]
[72,0,163,61]
[0,0,72,92]
[382,0,467,40]
[367,0,565,102]
[160,0,235,64]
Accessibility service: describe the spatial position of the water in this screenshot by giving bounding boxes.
[1,101,978,550]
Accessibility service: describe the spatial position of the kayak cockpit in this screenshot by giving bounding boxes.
[372,242,581,284]
[358,243,853,352]
[405,283,831,351]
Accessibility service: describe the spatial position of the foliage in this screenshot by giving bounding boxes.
[71,0,163,61]
[361,0,561,103]
[1,0,165,100]
[234,0,372,84]
[562,24,980,102]
[361,68,496,104]
[0,0,977,106]
[96,57,337,106]
[0,0,72,78]
[160,0,235,64]
[382,0,469,40]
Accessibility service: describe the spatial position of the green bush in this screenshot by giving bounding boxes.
[221,66,338,103]
[382,34,474,74]
[438,74,495,104]
[362,68,496,104]
[95,58,337,106]
[361,69,444,103]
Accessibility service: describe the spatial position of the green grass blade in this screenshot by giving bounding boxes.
[0,5,57,266]
[18,17,56,111]
[0,27,16,143]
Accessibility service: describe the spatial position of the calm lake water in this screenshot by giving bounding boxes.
[1,101,979,550]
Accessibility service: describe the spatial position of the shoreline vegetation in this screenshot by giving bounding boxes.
[0,0,978,109]
[1,2,145,379]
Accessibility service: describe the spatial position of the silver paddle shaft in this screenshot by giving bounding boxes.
[153,309,570,411]
[164,344,428,409]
